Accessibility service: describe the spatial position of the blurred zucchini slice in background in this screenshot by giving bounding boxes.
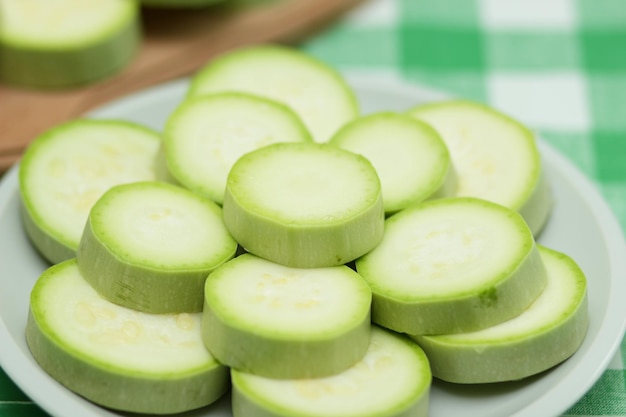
[0,0,140,88]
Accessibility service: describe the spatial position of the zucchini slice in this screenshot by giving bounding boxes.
[26,259,229,414]
[201,253,372,379]
[159,92,313,205]
[77,181,237,314]
[19,119,161,264]
[187,44,359,143]
[222,142,384,268]
[412,245,589,383]
[0,0,140,88]
[408,100,552,236]
[356,197,547,335]
[329,112,457,215]
[231,326,431,417]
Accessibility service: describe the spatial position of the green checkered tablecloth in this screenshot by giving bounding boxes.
[2,0,626,416]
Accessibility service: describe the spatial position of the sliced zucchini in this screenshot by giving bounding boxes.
[0,0,140,88]
[159,92,313,205]
[187,44,359,143]
[329,112,457,215]
[231,326,431,417]
[19,119,161,264]
[26,259,229,414]
[77,181,237,314]
[412,245,589,383]
[222,142,384,268]
[356,197,547,335]
[408,100,552,236]
[201,253,372,379]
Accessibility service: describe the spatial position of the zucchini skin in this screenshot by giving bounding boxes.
[202,299,371,379]
[20,200,75,265]
[412,246,590,383]
[229,327,432,417]
[26,260,230,414]
[26,313,229,414]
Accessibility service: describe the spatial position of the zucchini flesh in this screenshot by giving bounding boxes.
[77,181,238,313]
[412,245,589,383]
[19,119,161,264]
[160,92,313,205]
[202,253,372,379]
[26,259,229,414]
[187,44,359,143]
[408,100,552,236]
[0,0,140,88]
[356,197,547,335]
[330,112,457,215]
[231,326,431,417]
[223,142,384,268]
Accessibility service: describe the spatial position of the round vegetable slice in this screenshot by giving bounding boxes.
[408,100,552,236]
[201,253,372,379]
[412,245,589,383]
[329,111,457,215]
[19,119,161,264]
[160,92,313,205]
[355,197,547,335]
[231,326,431,417]
[187,44,359,143]
[0,0,140,88]
[77,181,237,314]
[26,259,229,414]
[222,142,384,268]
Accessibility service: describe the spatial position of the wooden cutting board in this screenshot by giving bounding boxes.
[0,0,363,173]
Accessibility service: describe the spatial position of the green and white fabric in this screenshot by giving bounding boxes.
[2,0,626,415]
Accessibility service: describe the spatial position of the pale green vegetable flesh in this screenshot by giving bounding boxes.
[231,326,431,417]
[26,259,229,414]
[356,197,547,335]
[202,253,372,379]
[19,119,161,264]
[223,142,384,268]
[77,181,238,313]
[0,0,140,88]
[187,44,359,143]
[408,100,552,236]
[160,92,313,205]
[329,112,457,215]
[412,245,589,383]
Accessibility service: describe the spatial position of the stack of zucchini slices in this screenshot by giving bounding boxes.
[20,44,588,416]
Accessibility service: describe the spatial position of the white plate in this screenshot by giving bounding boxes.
[1,73,626,417]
